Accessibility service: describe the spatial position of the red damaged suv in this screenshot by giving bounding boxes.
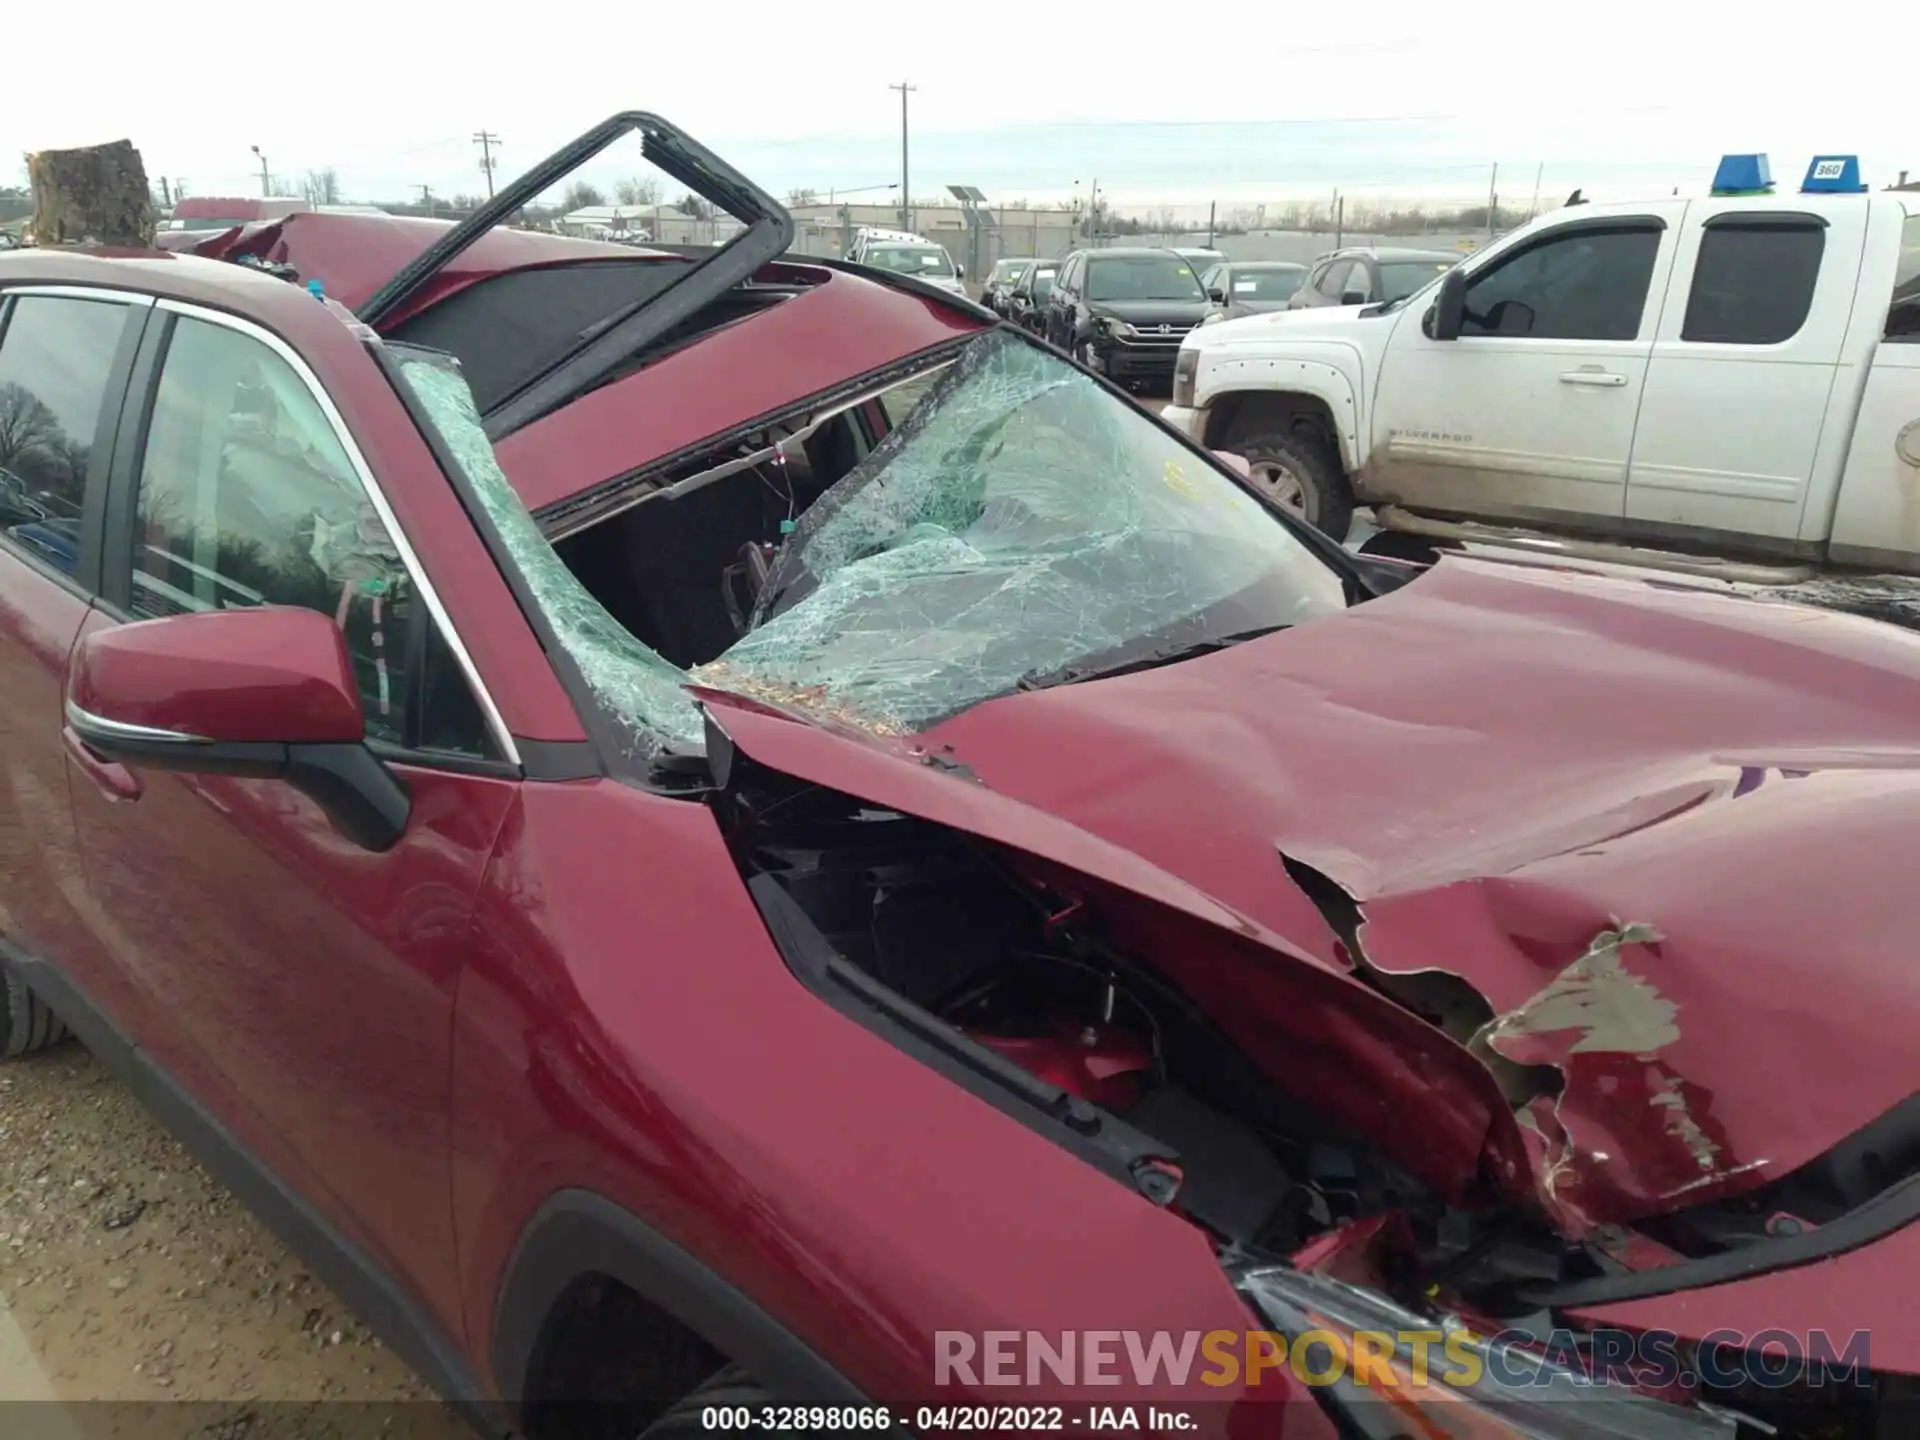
[0,114,1916,1440]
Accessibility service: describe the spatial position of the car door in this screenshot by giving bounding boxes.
[1048,255,1080,345]
[1625,201,1860,544]
[1297,258,1349,310]
[1368,208,1684,525]
[0,287,168,1043]
[67,299,519,1339]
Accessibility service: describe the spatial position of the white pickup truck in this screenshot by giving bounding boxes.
[1162,158,1920,583]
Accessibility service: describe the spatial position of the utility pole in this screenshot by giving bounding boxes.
[250,145,271,197]
[1526,161,1544,222]
[473,131,501,199]
[889,82,916,230]
[418,184,435,216]
[1206,200,1216,247]
[1088,177,1099,244]
[1486,162,1499,238]
[1334,193,1345,249]
[158,177,172,208]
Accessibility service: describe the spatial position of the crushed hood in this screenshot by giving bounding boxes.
[714,554,1920,1233]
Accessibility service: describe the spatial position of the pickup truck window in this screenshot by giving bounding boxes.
[1460,223,1661,341]
[1888,214,1920,341]
[1681,220,1824,345]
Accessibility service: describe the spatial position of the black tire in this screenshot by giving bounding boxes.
[1236,429,1355,541]
[638,1365,788,1438]
[3,966,70,1058]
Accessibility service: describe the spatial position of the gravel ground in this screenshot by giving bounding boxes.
[0,1042,473,1439]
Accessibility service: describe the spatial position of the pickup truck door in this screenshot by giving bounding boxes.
[1369,204,1687,526]
[1624,198,1865,545]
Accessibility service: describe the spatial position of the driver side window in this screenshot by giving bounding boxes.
[1316,260,1352,299]
[1460,224,1663,341]
[128,314,499,760]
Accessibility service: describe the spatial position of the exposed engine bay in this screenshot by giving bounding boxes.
[696,758,1919,1438]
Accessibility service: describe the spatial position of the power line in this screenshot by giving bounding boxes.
[472,130,501,199]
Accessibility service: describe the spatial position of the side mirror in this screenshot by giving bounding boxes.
[1208,287,1226,303]
[1341,290,1366,306]
[1425,266,1467,341]
[65,607,411,852]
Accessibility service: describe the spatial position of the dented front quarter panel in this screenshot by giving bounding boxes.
[700,695,1525,1203]
[902,556,1920,1231]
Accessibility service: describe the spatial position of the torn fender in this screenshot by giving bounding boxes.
[698,693,1529,1204]
[904,555,1920,1230]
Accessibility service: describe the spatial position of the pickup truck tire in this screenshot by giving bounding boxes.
[3,966,70,1058]
[1238,431,1354,541]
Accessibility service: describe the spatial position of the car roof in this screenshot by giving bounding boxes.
[496,259,983,514]
[1228,259,1305,270]
[0,237,986,518]
[1353,246,1460,262]
[170,211,661,323]
[1085,247,1193,260]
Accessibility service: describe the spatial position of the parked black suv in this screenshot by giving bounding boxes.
[1043,247,1210,389]
[1288,246,1459,309]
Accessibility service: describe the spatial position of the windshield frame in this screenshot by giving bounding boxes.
[378,321,1367,780]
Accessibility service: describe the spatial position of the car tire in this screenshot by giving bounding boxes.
[3,966,70,1059]
[1237,430,1355,541]
[639,1364,852,1438]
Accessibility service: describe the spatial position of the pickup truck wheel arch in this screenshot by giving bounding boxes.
[1201,378,1358,471]
[490,1190,880,1429]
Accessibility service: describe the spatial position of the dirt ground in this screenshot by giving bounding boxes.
[0,1042,473,1440]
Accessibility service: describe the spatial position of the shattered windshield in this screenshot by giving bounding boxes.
[393,330,1346,758]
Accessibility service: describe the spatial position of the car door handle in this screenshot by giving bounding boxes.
[62,725,142,803]
[1559,368,1628,387]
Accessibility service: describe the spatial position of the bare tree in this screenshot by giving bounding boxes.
[560,181,606,212]
[673,193,711,220]
[786,187,818,207]
[0,383,62,472]
[301,167,342,205]
[615,176,662,207]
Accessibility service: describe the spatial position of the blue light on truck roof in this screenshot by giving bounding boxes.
[1711,154,1774,195]
[1802,155,1867,193]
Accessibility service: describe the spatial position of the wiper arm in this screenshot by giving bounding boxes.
[1017,624,1290,693]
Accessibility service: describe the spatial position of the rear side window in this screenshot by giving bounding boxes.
[0,295,129,543]
[1887,214,1920,341]
[1681,219,1825,345]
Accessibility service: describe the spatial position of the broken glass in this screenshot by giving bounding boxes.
[392,346,706,755]
[392,330,1348,757]
[694,331,1348,733]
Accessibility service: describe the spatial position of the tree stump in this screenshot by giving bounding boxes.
[25,139,155,247]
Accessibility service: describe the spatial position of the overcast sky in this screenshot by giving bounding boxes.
[7,2,1907,212]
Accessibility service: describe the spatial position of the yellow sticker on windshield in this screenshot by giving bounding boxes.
[1162,459,1201,498]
